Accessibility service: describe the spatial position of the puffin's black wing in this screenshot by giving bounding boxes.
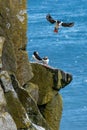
[35,55,42,61]
[33,51,42,61]
[61,22,74,27]
[46,14,56,24]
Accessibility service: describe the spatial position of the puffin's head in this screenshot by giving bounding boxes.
[33,51,39,55]
[43,56,48,60]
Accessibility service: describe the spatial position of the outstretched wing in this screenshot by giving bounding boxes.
[46,14,56,24]
[61,22,74,27]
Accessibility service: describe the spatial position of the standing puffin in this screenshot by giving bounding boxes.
[32,51,49,65]
[42,56,49,65]
[46,14,74,33]
[32,51,42,63]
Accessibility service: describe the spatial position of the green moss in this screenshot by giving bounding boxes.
[14,87,51,129]
[10,74,51,130]
[30,63,72,105]
[31,63,53,85]
[16,51,33,86]
[31,63,56,105]
[43,93,63,130]
[24,82,39,103]
[5,91,30,129]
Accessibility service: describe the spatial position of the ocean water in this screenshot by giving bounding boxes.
[27,0,87,130]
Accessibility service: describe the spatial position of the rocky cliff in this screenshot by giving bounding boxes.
[0,1,72,130]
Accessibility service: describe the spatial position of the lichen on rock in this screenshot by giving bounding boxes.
[0,37,5,68]
[0,85,17,130]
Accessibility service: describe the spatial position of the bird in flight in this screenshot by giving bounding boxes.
[46,14,74,33]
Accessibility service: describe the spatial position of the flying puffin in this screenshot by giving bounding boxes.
[32,51,49,65]
[46,14,74,33]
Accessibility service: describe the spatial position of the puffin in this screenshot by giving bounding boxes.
[32,51,42,63]
[32,51,49,65]
[46,14,74,33]
[42,56,49,65]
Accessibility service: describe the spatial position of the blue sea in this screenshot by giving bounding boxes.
[27,0,87,130]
